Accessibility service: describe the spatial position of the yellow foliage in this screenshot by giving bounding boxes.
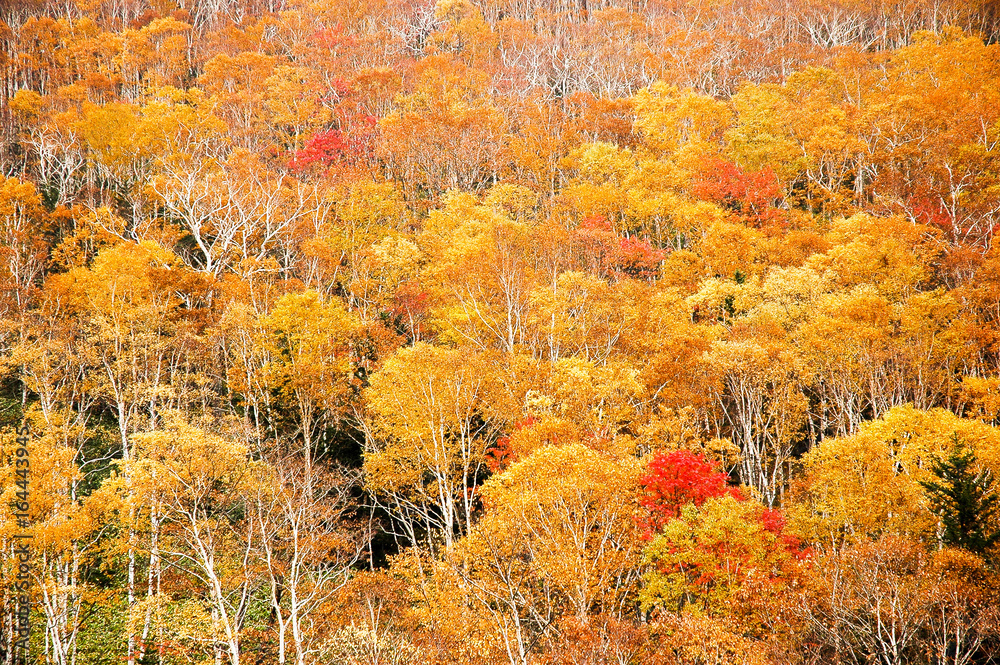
[790,405,1000,548]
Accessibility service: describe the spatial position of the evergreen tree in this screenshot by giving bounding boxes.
[919,435,1000,555]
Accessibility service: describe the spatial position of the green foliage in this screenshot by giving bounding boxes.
[920,435,1000,555]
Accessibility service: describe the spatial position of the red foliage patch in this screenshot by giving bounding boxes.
[609,236,666,280]
[638,450,742,537]
[312,23,357,52]
[691,157,785,228]
[638,450,808,560]
[761,507,809,558]
[573,215,667,281]
[288,115,377,173]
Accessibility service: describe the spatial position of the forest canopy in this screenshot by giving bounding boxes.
[2,0,1000,663]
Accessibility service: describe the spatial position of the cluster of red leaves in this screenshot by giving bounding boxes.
[906,189,955,233]
[574,215,666,280]
[610,236,667,280]
[691,157,785,228]
[312,23,357,52]
[761,507,808,557]
[638,450,743,538]
[289,130,351,169]
[288,114,377,172]
[327,76,352,100]
[639,450,808,605]
[638,449,806,555]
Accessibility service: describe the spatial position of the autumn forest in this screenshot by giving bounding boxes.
[1,0,1000,662]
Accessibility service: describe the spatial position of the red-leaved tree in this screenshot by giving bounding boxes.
[691,157,784,228]
[638,450,743,537]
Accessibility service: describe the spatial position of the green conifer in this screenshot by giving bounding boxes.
[919,434,1000,555]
